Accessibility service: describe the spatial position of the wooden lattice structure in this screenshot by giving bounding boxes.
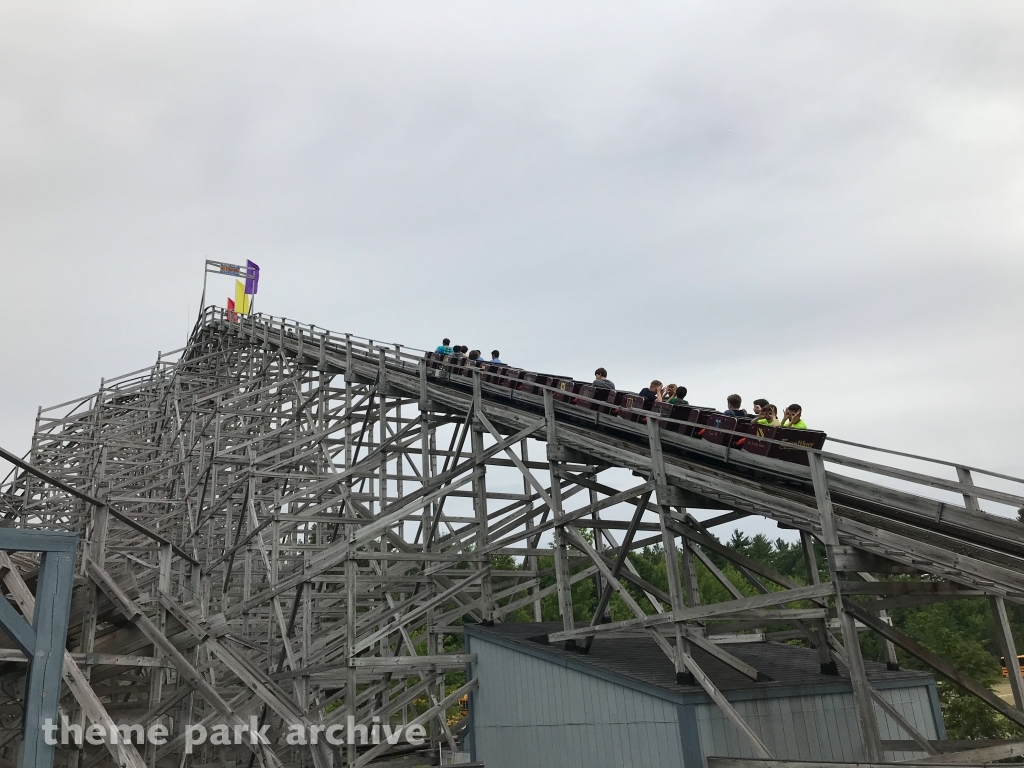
[3,307,1024,767]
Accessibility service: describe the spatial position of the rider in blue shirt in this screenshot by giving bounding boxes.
[723,393,748,418]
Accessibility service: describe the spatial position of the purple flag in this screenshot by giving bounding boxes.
[245,260,260,295]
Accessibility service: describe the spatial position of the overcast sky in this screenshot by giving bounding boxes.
[2,3,1022,530]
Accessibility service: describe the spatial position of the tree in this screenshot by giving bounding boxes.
[895,599,1020,740]
[729,530,751,551]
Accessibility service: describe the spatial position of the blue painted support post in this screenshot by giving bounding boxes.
[0,529,78,768]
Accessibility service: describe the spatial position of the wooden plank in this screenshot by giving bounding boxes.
[917,740,1024,762]
[548,582,834,642]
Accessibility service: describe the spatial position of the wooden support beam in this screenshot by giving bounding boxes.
[648,419,693,685]
[545,389,575,642]
[800,530,839,675]
[845,599,1024,729]
[583,491,652,653]
[809,452,884,762]
[547,582,834,642]
[990,596,1024,711]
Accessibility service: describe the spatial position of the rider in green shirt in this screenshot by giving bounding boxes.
[755,404,780,427]
[781,404,807,429]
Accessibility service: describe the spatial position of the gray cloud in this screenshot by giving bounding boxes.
[2,2,1023,510]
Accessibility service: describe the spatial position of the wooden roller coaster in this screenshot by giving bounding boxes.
[2,307,1023,767]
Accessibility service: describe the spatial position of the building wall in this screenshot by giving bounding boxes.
[468,631,944,768]
[468,634,684,768]
[691,683,942,764]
